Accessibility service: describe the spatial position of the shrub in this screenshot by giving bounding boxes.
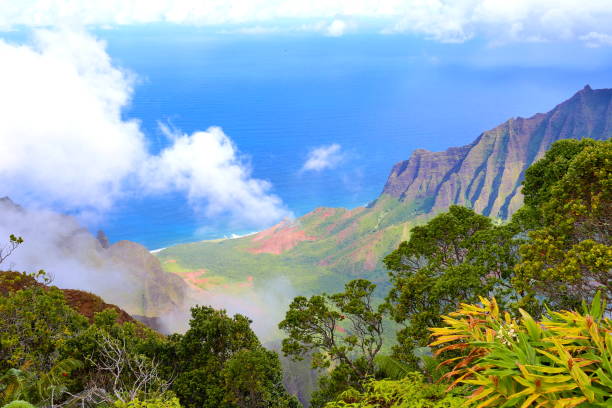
[114,397,182,408]
[1,401,34,408]
[430,293,612,407]
[323,373,464,408]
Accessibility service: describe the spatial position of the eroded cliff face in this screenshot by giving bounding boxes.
[106,240,188,316]
[382,85,612,219]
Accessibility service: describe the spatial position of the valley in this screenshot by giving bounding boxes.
[155,85,612,300]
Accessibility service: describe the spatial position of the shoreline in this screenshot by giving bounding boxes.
[148,231,258,254]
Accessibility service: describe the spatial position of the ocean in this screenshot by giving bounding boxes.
[85,27,612,248]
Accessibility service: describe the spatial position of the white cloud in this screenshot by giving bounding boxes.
[580,32,612,48]
[1,1,612,45]
[383,0,612,45]
[141,126,291,226]
[301,144,344,172]
[326,19,348,37]
[0,29,145,214]
[0,29,289,229]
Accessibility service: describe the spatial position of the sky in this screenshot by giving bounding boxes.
[0,1,611,248]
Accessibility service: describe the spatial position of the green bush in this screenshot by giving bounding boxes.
[323,373,464,408]
[0,284,87,373]
[114,397,182,408]
[1,401,35,408]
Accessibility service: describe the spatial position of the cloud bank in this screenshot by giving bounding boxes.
[0,29,144,214]
[1,1,612,45]
[0,29,289,229]
[301,144,344,172]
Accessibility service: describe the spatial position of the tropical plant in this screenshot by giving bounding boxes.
[373,355,413,381]
[0,358,82,405]
[0,369,30,405]
[36,358,83,404]
[429,293,612,407]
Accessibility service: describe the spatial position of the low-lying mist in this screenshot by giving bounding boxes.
[0,198,142,307]
[161,276,295,342]
[0,197,295,342]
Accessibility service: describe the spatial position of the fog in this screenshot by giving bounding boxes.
[0,197,295,341]
[161,276,295,341]
[0,198,142,307]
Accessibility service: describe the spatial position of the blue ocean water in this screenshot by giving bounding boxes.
[85,27,612,248]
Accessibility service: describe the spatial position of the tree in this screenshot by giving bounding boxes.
[0,235,23,266]
[61,307,173,406]
[0,282,87,374]
[222,349,299,408]
[514,138,611,310]
[384,206,520,366]
[0,270,297,408]
[169,306,294,408]
[86,332,169,403]
[279,279,384,407]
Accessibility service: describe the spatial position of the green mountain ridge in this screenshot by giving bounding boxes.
[157,85,612,296]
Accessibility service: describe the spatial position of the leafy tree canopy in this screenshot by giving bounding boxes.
[170,306,295,408]
[514,138,611,310]
[384,205,521,365]
[279,279,384,407]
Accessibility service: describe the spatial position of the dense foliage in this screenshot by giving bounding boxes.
[0,272,296,408]
[430,294,611,407]
[2,138,610,408]
[282,138,611,408]
[384,139,610,363]
[163,306,298,408]
[383,206,521,366]
[514,138,611,311]
[322,373,464,408]
[279,280,385,406]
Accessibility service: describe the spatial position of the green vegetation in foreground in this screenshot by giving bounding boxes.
[1,139,610,408]
[0,270,297,408]
[430,295,611,407]
[323,373,465,408]
[278,139,611,407]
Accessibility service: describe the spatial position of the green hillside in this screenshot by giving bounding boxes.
[156,86,612,298]
[157,194,416,297]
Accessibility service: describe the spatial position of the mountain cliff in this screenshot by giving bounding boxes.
[383,85,612,219]
[157,86,612,295]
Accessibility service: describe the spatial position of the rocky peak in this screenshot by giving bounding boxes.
[382,86,612,219]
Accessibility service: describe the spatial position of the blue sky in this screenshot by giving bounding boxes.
[0,1,611,248]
